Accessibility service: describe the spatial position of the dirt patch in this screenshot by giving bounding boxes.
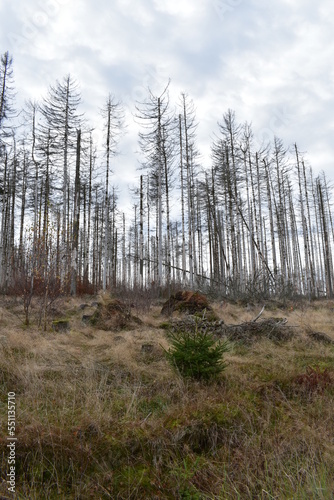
[161,291,217,320]
[89,299,142,331]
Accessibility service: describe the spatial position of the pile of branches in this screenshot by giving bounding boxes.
[162,307,295,345]
[221,317,294,344]
[162,316,225,336]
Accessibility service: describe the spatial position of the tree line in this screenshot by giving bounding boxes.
[1,51,333,302]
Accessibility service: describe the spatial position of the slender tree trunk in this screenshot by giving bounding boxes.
[86,133,94,286]
[18,151,27,269]
[295,144,311,298]
[157,99,163,288]
[70,129,81,296]
[163,132,171,291]
[179,114,187,285]
[263,159,277,279]
[9,138,17,286]
[146,177,150,287]
[139,175,144,289]
[0,153,8,289]
[317,179,333,298]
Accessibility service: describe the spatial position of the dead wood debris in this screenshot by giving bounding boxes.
[305,328,334,345]
[163,314,294,344]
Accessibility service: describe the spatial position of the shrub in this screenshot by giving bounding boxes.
[165,325,229,381]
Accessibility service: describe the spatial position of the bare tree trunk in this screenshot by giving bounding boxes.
[295,144,311,298]
[178,114,187,285]
[317,178,333,298]
[139,175,144,289]
[0,153,8,289]
[103,105,111,291]
[263,159,277,279]
[310,169,323,295]
[163,132,171,292]
[70,129,81,296]
[9,137,17,286]
[146,177,150,287]
[303,161,316,292]
[85,133,94,286]
[18,151,27,268]
[157,98,163,288]
[122,212,126,286]
[61,82,70,285]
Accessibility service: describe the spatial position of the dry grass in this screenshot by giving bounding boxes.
[0,295,334,499]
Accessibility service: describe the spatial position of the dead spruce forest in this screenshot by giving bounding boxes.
[1,51,334,304]
[1,52,334,500]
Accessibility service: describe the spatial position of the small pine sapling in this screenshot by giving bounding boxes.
[165,322,229,381]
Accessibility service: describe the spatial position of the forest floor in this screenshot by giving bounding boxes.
[0,293,334,499]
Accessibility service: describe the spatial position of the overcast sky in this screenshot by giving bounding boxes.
[1,0,334,210]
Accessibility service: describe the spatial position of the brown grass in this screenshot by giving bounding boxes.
[0,295,333,499]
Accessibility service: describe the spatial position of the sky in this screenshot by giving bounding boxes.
[1,0,334,211]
